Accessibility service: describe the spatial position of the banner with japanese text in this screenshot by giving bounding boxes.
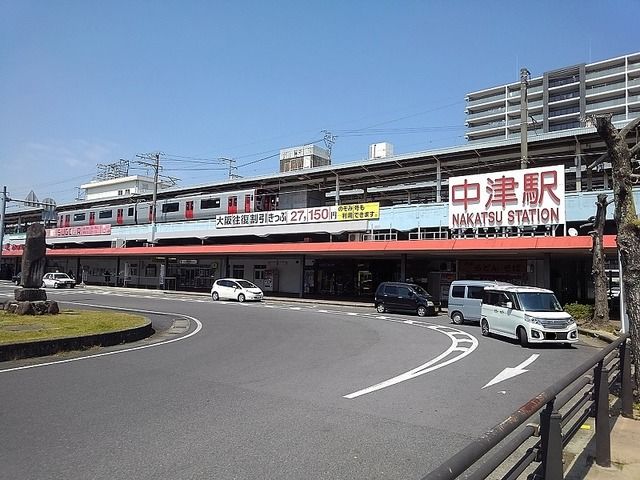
[216,202,380,228]
[448,165,565,229]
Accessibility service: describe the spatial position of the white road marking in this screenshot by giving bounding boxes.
[482,354,540,389]
[0,303,202,374]
[344,324,479,399]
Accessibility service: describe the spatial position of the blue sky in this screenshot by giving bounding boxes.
[1,0,638,207]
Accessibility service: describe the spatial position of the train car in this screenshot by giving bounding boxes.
[58,203,138,228]
[56,188,278,228]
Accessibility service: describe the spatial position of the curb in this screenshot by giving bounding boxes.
[0,321,153,362]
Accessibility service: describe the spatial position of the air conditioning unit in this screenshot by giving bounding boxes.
[111,238,126,248]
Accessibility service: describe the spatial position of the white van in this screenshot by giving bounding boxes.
[480,285,578,347]
[448,280,511,325]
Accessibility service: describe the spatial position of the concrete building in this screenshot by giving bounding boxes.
[465,52,640,143]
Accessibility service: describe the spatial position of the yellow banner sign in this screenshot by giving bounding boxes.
[336,202,380,221]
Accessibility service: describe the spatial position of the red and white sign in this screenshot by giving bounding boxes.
[448,165,565,229]
[47,224,112,237]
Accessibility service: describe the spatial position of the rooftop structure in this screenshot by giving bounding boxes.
[465,52,640,143]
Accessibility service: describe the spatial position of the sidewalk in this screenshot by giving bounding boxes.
[570,324,640,480]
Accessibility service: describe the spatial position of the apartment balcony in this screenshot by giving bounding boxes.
[465,120,506,133]
[586,65,626,80]
[507,99,543,112]
[465,106,506,121]
[585,81,627,97]
[585,97,627,113]
[466,92,506,108]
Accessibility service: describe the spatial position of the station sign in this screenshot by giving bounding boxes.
[216,202,380,228]
[448,165,565,229]
[47,224,112,237]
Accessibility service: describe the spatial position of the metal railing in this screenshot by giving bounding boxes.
[423,334,632,479]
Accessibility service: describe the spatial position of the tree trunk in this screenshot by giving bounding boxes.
[588,193,610,328]
[595,116,640,394]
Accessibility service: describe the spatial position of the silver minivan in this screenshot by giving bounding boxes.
[448,280,511,325]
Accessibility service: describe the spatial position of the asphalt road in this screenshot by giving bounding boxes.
[0,283,603,479]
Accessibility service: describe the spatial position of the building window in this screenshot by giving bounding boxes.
[254,265,266,280]
[232,265,245,278]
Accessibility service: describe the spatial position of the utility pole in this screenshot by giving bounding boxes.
[520,68,530,169]
[0,186,7,269]
[219,157,241,179]
[136,152,162,245]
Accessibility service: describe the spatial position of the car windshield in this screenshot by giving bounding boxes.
[516,292,563,312]
[410,285,431,298]
[237,280,257,288]
[53,274,71,280]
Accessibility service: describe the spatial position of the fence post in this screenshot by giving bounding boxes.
[620,338,633,418]
[539,400,564,478]
[594,360,612,467]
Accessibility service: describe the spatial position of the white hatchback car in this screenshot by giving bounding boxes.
[210,278,263,302]
[42,272,76,289]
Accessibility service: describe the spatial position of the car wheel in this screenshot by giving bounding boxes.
[54,283,59,289]
[518,327,529,348]
[375,303,386,313]
[451,311,464,325]
[417,305,427,317]
[481,319,490,337]
[237,293,245,303]
[211,291,219,301]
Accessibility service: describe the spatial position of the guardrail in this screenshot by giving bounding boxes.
[423,333,632,479]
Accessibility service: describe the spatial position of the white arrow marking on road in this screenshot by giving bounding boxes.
[482,354,539,389]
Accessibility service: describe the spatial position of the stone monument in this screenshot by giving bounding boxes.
[2,223,59,314]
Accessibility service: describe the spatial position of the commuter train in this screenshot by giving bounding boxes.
[57,189,277,228]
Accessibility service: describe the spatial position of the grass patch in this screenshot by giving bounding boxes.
[0,309,148,345]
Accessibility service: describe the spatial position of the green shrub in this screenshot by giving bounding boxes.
[563,302,594,321]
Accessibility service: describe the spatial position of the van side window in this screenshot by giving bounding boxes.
[397,286,411,298]
[384,285,399,295]
[451,286,465,298]
[468,286,485,299]
[483,291,497,306]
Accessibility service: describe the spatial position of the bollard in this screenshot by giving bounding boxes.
[594,360,611,468]
[539,400,564,478]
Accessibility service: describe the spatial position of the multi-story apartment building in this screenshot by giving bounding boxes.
[465,52,640,142]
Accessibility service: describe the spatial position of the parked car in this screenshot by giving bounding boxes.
[374,281,436,317]
[480,285,578,347]
[42,272,76,289]
[210,278,263,302]
[448,280,512,325]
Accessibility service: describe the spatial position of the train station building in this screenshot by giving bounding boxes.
[2,52,639,306]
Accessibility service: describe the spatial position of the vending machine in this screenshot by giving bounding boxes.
[263,270,279,292]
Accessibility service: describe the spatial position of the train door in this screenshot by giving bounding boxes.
[116,208,124,225]
[244,194,252,213]
[228,196,238,214]
[185,200,194,219]
[89,212,95,225]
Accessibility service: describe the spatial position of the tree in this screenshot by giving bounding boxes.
[581,193,613,328]
[593,115,640,394]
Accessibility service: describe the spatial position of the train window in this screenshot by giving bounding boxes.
[127,207,134,216]
[162,202,180,213]
[98,210,113,219]
[73,213,86,221]
[201,198,221,209]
